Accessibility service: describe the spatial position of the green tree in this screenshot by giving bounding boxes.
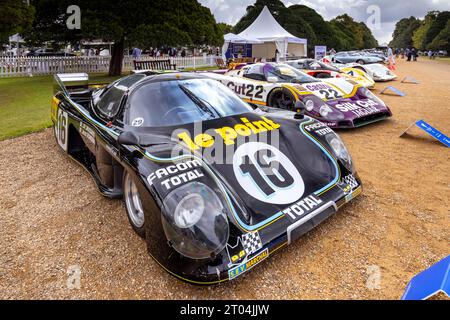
[217,23,233,35]
[428,20,450,52]
[412,11,438,50]
[390,17,421,48]
[424,11,450,49]
[25,0,223,76]
[0,0,35,45]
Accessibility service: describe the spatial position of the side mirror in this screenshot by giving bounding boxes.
[267,76,278,83]
[118,131,140,146]
[294,101,306,120]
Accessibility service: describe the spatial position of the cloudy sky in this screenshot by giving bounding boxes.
[199,0,450,45]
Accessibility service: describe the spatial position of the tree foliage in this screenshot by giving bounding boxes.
[391,11,450,51]
[232,0,378,53]
[0,0,35,44]
[428,20,450,51]
[25,0,223,75]
[412,11,438,50]
[389,17,421,48]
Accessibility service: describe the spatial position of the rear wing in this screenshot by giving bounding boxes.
[53,73,89,96]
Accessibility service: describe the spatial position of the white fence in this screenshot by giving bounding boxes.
[0,55,219,78]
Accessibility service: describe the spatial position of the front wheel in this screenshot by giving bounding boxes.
[356,59,365,65]
[123,171,146,238]
[268,88,296,110]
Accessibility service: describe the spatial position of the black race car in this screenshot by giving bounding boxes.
[51,71,362,285]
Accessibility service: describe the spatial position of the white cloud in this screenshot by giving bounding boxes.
[199,0,450,44]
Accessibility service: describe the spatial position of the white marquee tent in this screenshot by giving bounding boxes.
[232,6,308,60]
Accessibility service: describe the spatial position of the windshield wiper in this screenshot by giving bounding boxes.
[178,84,218,119]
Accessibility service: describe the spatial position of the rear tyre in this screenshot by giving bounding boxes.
[123,171,146,238]
[356,59,365,65]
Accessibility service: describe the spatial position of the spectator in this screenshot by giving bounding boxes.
[428,50,433,60]
[181,49,186,58]
[275,48,280,62]
[406,47,412,62]
[329,48,336,56]
[412,47,417,62]
[132,47,142,59]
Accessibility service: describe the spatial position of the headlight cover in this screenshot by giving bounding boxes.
[326,134,355,173]
[162,182,229,259]
[319,104,345,121]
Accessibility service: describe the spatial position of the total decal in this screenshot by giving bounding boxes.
[147,160,205,191]
[226,231,269,280]
[334,99,380,117]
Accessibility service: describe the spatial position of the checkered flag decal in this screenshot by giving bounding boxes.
[343,175,359,190]
[241,232,263,255]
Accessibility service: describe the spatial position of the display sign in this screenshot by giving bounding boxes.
[402,255,450,300]
[314,46,327,60]
[415,120,450,147]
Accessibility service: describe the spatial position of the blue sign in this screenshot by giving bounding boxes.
[416,120,450,147]
[402,255,450,300]
[380,86,406,97]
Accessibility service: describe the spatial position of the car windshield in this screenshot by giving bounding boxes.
[127,79,253,127]
[263,64,317,83]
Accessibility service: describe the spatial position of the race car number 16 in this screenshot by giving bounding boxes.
[55,108,68,152]
[233,142,305,205]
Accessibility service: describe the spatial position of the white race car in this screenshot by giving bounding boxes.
[336,63,397,82]
[205,63,392,128]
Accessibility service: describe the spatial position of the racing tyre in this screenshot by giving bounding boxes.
[123,171,146,238]
[356,59,365,65]
[268,88,296,110]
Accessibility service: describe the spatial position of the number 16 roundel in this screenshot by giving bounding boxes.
[233,142,305,205]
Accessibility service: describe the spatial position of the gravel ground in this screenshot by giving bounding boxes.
[0,58,449,300]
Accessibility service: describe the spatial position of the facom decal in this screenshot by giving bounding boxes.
[233,142,305,205]
[305,122,334,136]
[147,159,204,190]
[283,194,324,221]
[228,249,269,280]
[177,116,281,152]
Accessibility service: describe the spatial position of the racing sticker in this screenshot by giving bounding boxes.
[304,83,343,100]
[228,249,269,280]
[226,231,263,268]
[335,100,380,117]
[132,117,144,127]
[282,194,324,222]
[233,142,305,205]
[147,159,204,191]
[55,108,68,152]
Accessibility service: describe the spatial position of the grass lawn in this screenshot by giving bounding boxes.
[0,74,121,141]
[436,57,450,64]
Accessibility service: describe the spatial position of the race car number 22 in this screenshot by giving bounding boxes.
[233,142,305,205]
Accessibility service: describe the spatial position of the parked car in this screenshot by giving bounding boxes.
[286,59,376,89]
[51,72,363,284]
[206,63,392,128]
[27,48,75,57]
[332,52,384,65]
